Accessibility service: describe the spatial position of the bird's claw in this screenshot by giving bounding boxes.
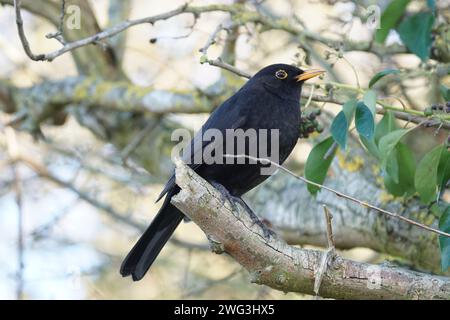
[248,213,276,239]
[210,181,275,239]
[210,181,237,210]
[232,197,275,238]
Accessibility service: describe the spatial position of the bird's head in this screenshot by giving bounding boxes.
[248,64,325,100]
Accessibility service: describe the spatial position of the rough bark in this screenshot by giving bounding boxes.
[171,160,450,299]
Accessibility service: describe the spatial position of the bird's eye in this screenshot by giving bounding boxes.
[275,69,288,80]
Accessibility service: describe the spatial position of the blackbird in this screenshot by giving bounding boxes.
[120,64,324,281]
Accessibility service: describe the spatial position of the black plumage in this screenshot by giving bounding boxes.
[120,64,323,281]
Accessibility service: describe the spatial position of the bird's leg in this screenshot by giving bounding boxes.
[209,181,239,212]
[233,196,276,238]
[209,181,275,238]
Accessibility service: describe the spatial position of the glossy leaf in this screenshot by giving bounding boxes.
[439,206,450,271]
[368,69,400,88]
[385,149,400,184]
[330,99,357,150]
[342,98,358,119]
[379,129,410,163]
[305,136,337,195]
[363,90,377,115]
[360,135,381,160]
[384,143,416,196]
[375,111,397,145]
[355,102,374,139]
[361,111,396,160]
[397,12,435,61]
[414,145,443,204]
[375,0,411,43]
[330,112,348,150]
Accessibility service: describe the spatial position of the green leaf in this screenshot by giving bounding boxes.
[305,136,337,195]
[361,111,397,160]
[342,98,358,120]
[330,112,348,150]
[363,90,377,115]
[385,149,400,184]
[440,84,450,101]
[355,102,374,139]
[379,128,412,172]
[439,206,450,271]
[414,145,444,204]
[368,69,400,88]
[384,143,416,196]
[330,99,357,150]
[397,143,416,195]
[397,12,435,61]
[375,111,397,145]
[437,149,450,195]
[427,0,436,13]
[375,0,411,43]
[360,135,381,159]
[431,203,443,217]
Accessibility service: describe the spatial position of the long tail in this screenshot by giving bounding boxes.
[120,190,184,281]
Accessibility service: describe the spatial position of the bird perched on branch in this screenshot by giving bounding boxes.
[120,64,324,281]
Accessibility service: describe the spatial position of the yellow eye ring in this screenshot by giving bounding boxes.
[275,69,288,79]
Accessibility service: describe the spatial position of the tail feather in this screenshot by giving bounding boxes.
[120,191,183,281]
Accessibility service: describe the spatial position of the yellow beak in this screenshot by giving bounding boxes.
[295,69,325,82]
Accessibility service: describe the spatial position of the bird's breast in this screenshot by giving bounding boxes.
[246,99,300,153]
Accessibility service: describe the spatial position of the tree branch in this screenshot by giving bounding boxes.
[5,0,123,78]
[10,1,421,64]
[245,146,447,275]
[170,160,450,299]
[11,2,239,62]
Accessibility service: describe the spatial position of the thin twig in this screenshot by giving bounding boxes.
[204,58,252,78]
[322,205,335,250]
[45,0,66,44]
[303,84,315,109]
[342,56,361,89]
[14,0,45,60]
[222,154,450,238]
[13,2,191,61]
[57,0,66,35]
[313,205,336,298]
[313,247,333,298]
[11,2,239,62]
[199,23,225,54]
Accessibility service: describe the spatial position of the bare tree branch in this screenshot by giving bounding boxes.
[12,2,236,62]
[11,1,420,64]
[171,160,450,299]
